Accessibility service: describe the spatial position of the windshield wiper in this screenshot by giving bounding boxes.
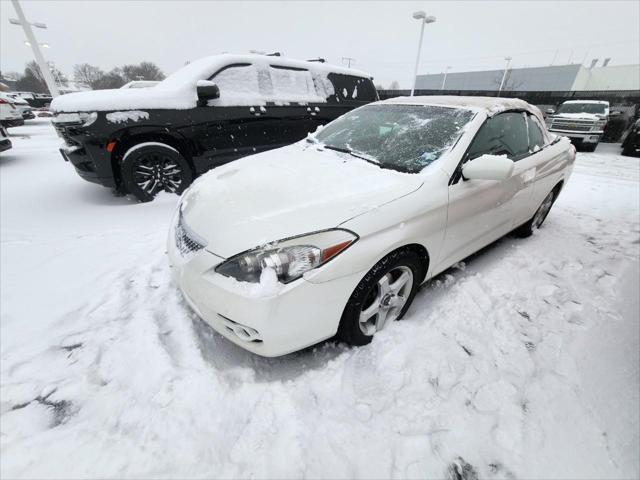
[322,144,381,167]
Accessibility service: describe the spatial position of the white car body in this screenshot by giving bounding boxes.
[0,92,23,123]
[168,96,576,357]
[5,93,33,118]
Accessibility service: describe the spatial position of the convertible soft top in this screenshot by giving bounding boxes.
[381,95,545,123]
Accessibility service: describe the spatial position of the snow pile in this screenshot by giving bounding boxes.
[1,124,638,479]
[105,110,150,124]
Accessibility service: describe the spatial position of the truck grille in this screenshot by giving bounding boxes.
[174,213,206,257]
[53,124,82,147]
[550,120,594,132]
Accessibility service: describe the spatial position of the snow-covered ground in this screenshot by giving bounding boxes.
[1,119,638,479]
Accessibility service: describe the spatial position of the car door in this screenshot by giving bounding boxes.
[511,113,550,227]
[436,112,530,270]
[263,64,322,145]
[183,63,279,171]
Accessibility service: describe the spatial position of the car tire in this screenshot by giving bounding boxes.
[121,143,193,202]
[622,143,638,157]
[337,248,424,346]
[513,189,557,238]
[583,143,597,152]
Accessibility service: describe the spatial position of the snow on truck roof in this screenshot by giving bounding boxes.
[381,95,545,120]
[51,53,372,113]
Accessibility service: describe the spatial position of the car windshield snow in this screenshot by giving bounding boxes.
[313,104,475,173]
[557,103,607,115]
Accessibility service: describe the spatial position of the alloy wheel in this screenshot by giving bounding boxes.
[359,266,414,336]
[532,191,555,229]
[133,154,184,196]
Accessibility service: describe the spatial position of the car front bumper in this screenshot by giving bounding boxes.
[548,129,602,144]
[167,220,362,357]
[59,145,116,189]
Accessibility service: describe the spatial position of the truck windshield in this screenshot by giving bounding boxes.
[557,103,607,115]
[313,104,474,173]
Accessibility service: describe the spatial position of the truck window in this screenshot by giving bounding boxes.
[325,74,377,103]
[211,63,261,103]
[268,65,319,103]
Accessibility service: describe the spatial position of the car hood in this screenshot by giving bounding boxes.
[180,143,424,258]
[50,86,196,113]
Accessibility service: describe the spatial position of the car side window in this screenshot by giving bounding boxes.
[467,112,530,161]
[267,65,319,103]
[210,63,261,102]
[527,114,546,152]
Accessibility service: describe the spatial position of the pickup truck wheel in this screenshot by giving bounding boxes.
[582,143,597,152]
[121,144,192,202]
[514,189,556,238]
[337,248,423,346]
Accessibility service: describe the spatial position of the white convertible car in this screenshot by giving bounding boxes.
[168,96,575,356]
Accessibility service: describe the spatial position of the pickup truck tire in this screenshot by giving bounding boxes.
[582,143,598,152]
[121,143,192,202]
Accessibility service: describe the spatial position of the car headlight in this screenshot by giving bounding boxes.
[216,229,358,284]
[79,112,98,127]
[52,112,98,127]
[593,120,606,130]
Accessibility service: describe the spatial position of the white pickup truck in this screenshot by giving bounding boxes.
[545,100,609,151]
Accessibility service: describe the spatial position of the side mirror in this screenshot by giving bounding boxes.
[610,110,622,116]
[462,154,514,181]
[545,108,555,115]
[196,80,220,106]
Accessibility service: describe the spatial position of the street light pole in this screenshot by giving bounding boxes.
[497,56,512,97]
[10,0,60,96]
[410,11,436,96]
[441,66,451,90]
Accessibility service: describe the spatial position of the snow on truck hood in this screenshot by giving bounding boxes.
[179,143,423,258]
[50,86,196,112]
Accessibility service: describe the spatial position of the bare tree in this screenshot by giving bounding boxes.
[120,62,165,83]
[14,61,67,94]
[73,64,106,90]
[388,80,401,90]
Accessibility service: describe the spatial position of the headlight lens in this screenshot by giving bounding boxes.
[80,112,98,127]
[52,111,98,127]
[216,229,358,284]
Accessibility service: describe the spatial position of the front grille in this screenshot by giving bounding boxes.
[53,124,82,147]
[174,213,206,257]
[550,120,594,132]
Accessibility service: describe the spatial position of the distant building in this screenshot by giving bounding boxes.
[415,63,640,91]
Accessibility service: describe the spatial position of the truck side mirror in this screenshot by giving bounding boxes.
[545,108,555,115]
[196,80,220,106]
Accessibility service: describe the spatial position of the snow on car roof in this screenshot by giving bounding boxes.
[380,95,544,120]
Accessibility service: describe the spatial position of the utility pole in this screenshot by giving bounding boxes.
[498,56,512,97]
[342,57,355,68]
[441,66,451,90]
[10,0,60,96]
[410,11,436,96]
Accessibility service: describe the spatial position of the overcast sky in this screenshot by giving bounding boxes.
[1,0,639,87]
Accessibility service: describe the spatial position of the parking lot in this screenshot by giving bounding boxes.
[1,119,639,478]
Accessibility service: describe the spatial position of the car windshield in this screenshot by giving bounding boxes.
[313,104,474,173]
[557,103,607,115]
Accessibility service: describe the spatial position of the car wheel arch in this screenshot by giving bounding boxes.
[110,131,193,189]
